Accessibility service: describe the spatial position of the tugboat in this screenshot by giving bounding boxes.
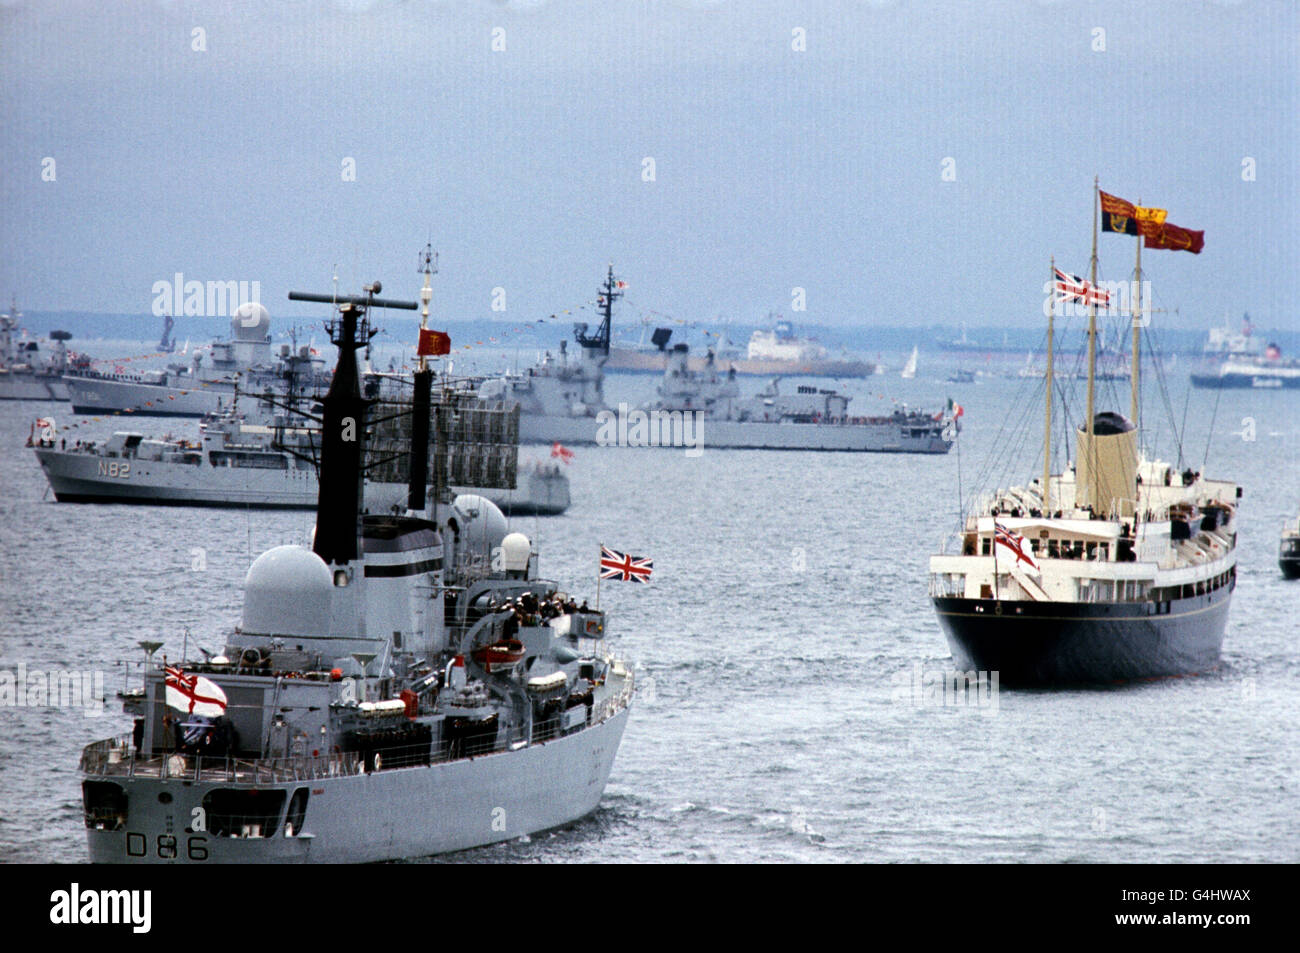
[0,298,77,401]
[1281,512,1300,579]
[78,280,633,862]
[928,182,1240,684]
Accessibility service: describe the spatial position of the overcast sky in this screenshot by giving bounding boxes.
[2,0,1295,330]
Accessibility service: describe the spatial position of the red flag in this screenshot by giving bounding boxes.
[1143,222,1204,254]
[551,442,574,463]
[417,329,451,356]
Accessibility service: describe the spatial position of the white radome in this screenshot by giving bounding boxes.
[230,301,271,341]
[243,545,333,637]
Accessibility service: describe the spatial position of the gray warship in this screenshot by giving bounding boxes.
[79,282,632,862]
[0,298,77,401]
[478,266,959,452]
[64,302,331,416]
[32,403,572,516]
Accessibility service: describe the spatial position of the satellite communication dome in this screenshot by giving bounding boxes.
[243,545,333,637]
[450,495,509,558]
[230,301,271,342]
[500,532,531,573]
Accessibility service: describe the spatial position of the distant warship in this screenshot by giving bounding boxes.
[479,266,958,453]
[31,403,572,516]
[607,316,876,377]
[79,280,632,862]
[929,183,1239,684]
[64,303,331,416]
[0,298,77,401]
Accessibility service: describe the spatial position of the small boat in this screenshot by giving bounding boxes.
[471,638,527,672]
[1282,513,1300,579]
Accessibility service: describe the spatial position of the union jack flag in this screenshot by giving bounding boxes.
[551,441,574,463]
[994,522,1041,574]
[164,665,228,717]
[1054,268,1110,308]
[599,546,653,583]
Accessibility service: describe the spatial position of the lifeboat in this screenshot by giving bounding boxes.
[471,638,526,673]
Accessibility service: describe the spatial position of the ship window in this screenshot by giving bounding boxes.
[201,789,287,839]
[981,538,991,556]
[82,781,127,831]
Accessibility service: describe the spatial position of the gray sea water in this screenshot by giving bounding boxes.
[1,361,1297,863]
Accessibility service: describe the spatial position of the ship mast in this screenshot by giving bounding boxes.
[1086,177,1099,444]
[1130,216,1142,429]
[1044,257,1055,516]
[287,284,417,564]
[575,264,621,354]
[409,245,437,515]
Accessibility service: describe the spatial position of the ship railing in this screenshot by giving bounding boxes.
[82,728,545,785]
[591,668,635,725]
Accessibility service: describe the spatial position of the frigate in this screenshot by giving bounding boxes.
[79,281,632,863]
[478,266,959,453]
[0,299,77,401]
[929,183,1240,685]
[64,303,331,416]
[32,403,572,516]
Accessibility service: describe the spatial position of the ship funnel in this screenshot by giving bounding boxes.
[1075,411,1138,518]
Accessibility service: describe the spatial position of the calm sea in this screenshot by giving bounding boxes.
[1,356,1297,863]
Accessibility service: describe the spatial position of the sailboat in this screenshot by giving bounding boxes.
[928,180,1238,685]
[901,345,918,379]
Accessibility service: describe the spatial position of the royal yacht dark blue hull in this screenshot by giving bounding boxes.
[932,583,1233,686]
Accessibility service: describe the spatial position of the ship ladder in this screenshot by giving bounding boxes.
[1009,567,1049,602]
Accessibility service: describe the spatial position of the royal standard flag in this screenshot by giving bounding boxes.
[1144,221,1205,254]
[1100,190,1140,235]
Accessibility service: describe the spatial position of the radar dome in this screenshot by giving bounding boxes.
[500,532,531,574]
[450,495,509,559]
[230,302,271,342]
[243,545,333,637]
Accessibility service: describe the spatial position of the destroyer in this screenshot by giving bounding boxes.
[479,266,958,453]
[78,282,632,862]
[0,299,77,401]
[641,342,958,452]
[929,182,1239,684]
[32,405,572,516]
[64,303,330,416]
